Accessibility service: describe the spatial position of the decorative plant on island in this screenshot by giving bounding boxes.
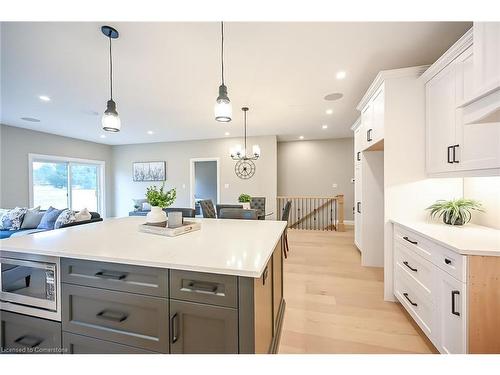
[426,199,483,226]
[145,184,176,225]
[238,193,252,209]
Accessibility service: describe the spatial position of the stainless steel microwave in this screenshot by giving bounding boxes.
[0,254,61,321]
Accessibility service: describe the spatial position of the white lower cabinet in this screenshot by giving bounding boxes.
[393,224,467,353]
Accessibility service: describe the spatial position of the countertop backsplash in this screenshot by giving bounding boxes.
[463,176,500,230]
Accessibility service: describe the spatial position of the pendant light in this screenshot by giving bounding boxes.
[101,25,121,132]
[214,22,232,122]
[230,107,260,161]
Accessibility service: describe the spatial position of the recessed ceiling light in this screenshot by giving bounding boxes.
[100,134,106,139]
[147,130,154,135]
[20,117,40,122]
[39,95,51,102]
[299,136,304,140]
[336,71,346,80]
[326,109,333,115]
[225,132,230,136]
[322,124,328,129]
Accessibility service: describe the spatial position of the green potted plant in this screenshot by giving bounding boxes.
[426,199,483,226]
[238,193,252,209]
[145,184,176,225]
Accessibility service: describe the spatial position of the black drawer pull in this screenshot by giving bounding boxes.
[171,313,179,343]
[356,202,361,214]
[403,261,418,272]
[95,270,128,280]
[262,266,269,286]
[453,144,460,163]
[403,236,418,245]
[403,293,418,307]
[187,281,218,294]
[356,151,361,161]
[447,145,453,164]
[367,128,373,142]
[96,309,129,323]
[451,290,460,316]
[14,335,43,348]
[444,258,452,265]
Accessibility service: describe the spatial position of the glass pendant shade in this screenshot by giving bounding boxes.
[252,144,261,157]
[102,99,121,132]
[215,84,232,122]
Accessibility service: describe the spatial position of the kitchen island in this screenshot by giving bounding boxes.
[0,217,287,354]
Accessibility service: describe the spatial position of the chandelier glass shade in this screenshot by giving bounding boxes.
[230,107,260,161]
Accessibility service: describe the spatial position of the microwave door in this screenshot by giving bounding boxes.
[0,258,57,311]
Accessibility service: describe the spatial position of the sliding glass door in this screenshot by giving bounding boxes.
[31,155,104,215]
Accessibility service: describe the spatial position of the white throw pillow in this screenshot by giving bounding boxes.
[142,202,152,211]
[75,208,92,222]
[0,209,9,229]
[54,209,77,229]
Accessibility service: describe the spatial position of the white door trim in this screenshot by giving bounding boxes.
[189,157,221,209]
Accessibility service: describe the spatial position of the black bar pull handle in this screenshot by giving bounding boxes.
[403,292,418,307]
[451,290,460,316]
[171,313,179,343]
[403,236,418,245]
[453,144,460,163]
[444,258,452,265]
[187,281,218,294]
[263,266,269,286]
[447,146,453,164]
[95,270,128,280]
[357,152,361,161]
[96,309,129,323]
[14,335,43,348]
[357,202,361,214]
[367,129,373,142]
[403,261,418,272]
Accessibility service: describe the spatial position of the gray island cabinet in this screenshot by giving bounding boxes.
[1,217,286,354]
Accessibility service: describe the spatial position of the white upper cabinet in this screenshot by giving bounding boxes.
[424,26,500,175]
[473,22,500,94]
[359,84,385,151]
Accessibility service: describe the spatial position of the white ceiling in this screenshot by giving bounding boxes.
[0,22,471,145]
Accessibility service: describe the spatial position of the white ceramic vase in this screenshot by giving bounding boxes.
[241,202,251,209]
[146,206,167,226]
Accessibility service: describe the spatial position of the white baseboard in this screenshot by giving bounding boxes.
[343,220,354,225]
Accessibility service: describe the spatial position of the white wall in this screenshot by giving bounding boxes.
[112,136,277,218]
[277,138,354,221]
[0,124,114,215]
[464,176,500,229]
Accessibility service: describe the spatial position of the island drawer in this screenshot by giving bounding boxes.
[61,258,168,297]
[62,332,156,354]
[62,284,169,353]
[170,270,238,308]
[1,311,62,354]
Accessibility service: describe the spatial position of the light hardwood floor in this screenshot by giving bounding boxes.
[278,227,438,354]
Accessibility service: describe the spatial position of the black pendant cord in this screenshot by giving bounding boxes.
[221,21,225,86]
[109,35,113,100]
[244,110,247,156]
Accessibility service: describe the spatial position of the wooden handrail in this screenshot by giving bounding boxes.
[276,194,345,232]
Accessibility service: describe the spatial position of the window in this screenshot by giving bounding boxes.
[29,154,105,216]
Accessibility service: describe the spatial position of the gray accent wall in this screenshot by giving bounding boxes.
[277,138,355,221]
[0,124,114,215]
[112,136,278,218]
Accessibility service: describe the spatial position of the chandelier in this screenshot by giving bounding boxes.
[230,107,261,161]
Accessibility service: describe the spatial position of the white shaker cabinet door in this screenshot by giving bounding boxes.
[473,22,500,93]
[426,63,457,174]
[354,163,362,252]
[436,269,467,354]
[370,85,385,145]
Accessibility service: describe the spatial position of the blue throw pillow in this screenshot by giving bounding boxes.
[37,207,64,230]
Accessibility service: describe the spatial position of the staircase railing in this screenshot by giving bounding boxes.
[276,195,345,231]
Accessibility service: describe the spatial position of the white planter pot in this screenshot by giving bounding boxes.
[241,202,251,209]
[146,206,167,226]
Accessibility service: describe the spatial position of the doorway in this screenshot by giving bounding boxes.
[189,158,220,214]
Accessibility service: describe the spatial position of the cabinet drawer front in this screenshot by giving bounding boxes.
[394,225,434,262]
[1,311,62,354]
[394,241,434,295]
[62,284,169,353]
[394,268,434,340]
[170,270,237,308]
[61,258,168,297]
[170,300,238,354]
[433,245,466,283]
[62,332,155,354]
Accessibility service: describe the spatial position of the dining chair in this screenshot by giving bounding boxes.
[219,208,258,220]
[281,200,292,259]
[199,199,216,218]
[216,204,243,218]
[165,207,196,218]
[250,197,266,220]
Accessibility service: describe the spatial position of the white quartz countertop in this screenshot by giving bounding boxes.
[390,219,500,256]
[0,217,287,278]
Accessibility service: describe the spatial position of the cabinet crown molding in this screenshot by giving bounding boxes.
[356,65,429,111]
[420,28,473,83]
[350,116,361,131]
